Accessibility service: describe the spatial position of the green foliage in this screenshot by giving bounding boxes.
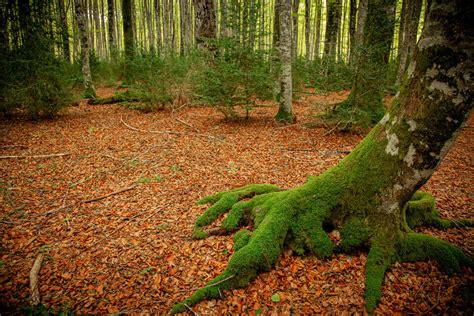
[194,39,274,119]
[293,58,353,93]
[0,47,77,119]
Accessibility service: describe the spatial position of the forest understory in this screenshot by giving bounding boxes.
[0,89,472,314]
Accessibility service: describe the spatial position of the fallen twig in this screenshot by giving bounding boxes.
[120,115,179,135]
[0,144,28,149]
[81,184,137,204]
[322,121,341,136]
[29,253,44,306]
[184,304,199,316]
[0,153,70,159]
[175,117,197,131]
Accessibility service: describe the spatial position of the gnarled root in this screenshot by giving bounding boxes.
[172,185,472,314]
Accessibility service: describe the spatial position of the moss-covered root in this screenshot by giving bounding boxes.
[399,233,473,275]
[364,245,393,314]
[405,191,474,229]
[172,195,294,314]
[193,184,280,239]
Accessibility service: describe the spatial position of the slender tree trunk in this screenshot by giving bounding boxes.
[0,2,8,51]
[395,0,422,87]
[100,0,107,56]
[348,0,356,63]
[312,0,321,59]
[249,0,257,49]
[323,0,341,62]
[57,0,70,61]
[291,0,299,58]
[258,0,265,50]
[304,0,310,60]
[275,0,294,122]
[155,0,162,52]
[107,0,115,55]
[75,0,96,97]
[272,0,280,50]
[122,0,134,82]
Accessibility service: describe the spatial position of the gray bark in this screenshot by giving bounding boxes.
[58,0,70,61]
[193,0,217,51]
[275,0,294,122]
[292,0,300,58]
[312,0,321,59]
[304,0,310,59]
[75,0,96,97]
[107,0,116,55]
[155,0,162,51]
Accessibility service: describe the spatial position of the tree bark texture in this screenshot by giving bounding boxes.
[193,0,217,51]
[75,0,96,97]
[275,0,294,122]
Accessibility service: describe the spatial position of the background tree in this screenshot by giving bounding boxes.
[327,0,396,128]
[395,0,422,87]
[170,0,473,314]
[194,0,217,51]
[122,0,134,83]
[76,0,96,98]
[275,0,294,122]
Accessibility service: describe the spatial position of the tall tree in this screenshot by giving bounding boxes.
[312,0,322,59]
[330,0,396,127]
[155,0,162,52]
[323,0,342,62]
[395,0,422,87]
[180,0,192,53]
[122,0,134,83]
[291,0,300,58]
[75,0,96,98]
[348,0,357,63]
[275,0,294,122]
[193,0,217,51]
[304,0,310,59]
[170,1,473,314]
[57,0,70,61]
[107,0,116,55]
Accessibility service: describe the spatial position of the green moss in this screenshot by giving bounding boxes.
[399,233,473,275]
[275,109,295,123]
[340,218,371,252]
[233,229,252,251]
[404,191,473,229]
[365,245,393,314]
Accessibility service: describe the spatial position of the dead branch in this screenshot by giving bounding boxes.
[120,115,179,135]
[0,153,70,159]
[81,184,137,203]
[29,253,44,306]
[175,117,197,131]
[0,144,28,149]
[184,304,199,316]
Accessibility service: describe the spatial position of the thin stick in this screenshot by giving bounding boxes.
[0,144,28,149]
[120,115,179,135]
[184,304,199,316]
[205,274,235,288]
[175,275,235,293]
[81,185,137,203]
[175,117,197,130]
[29,253,44,305]
[0,153,70,159]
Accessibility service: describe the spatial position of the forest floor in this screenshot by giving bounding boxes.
[0,89,473,315]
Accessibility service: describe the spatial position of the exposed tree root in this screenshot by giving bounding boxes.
[171,184,473,315]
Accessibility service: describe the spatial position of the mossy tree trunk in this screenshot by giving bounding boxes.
[329,0,396,128]
[171,0,473,313]
[275,0,295,123]
[75,0,96,98]
[193,0,217,51]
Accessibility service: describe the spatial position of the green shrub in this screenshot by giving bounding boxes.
[194,39,273,120]
[0,41,77,119]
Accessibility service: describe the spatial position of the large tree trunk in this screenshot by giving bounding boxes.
[193,0,217,51]
[275,0,294,122]
[331,0,396,128]
[75,0,96,98]
[170,0,474,314]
